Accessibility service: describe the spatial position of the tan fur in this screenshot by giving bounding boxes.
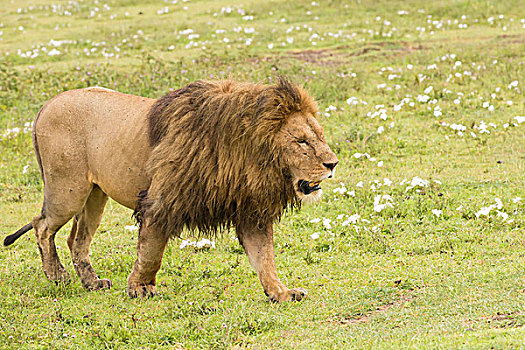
[21,79,338,301]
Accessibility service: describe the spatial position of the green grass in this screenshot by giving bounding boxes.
[1,0,524,348]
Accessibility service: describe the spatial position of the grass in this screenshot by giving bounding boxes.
[0,0,524,348]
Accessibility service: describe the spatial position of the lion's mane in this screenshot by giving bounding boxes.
[137,78,317,237]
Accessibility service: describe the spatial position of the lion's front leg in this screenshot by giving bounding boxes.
[235,217,307,302]
[127,221,169,298]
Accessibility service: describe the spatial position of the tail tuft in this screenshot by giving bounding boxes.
[4,223,33,246]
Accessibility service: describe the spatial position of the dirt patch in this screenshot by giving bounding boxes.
[496,33,524,44]
[337,292,416,326]
[286,41,425,65]
[464,311,525,330]
[286,47,348,66]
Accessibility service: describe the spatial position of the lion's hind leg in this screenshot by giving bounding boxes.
[32,212,72,284]
[67,185,111,291]
[34,176,94,285]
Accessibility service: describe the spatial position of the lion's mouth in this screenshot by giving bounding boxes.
[298,180,322,195]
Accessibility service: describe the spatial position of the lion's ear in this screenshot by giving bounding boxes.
[253,79,295,131]
[254,78,316,130]
[253,92,287,133]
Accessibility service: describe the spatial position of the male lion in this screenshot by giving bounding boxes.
[4,78,338,302]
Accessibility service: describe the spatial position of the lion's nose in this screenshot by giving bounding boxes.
[323,161,338,171]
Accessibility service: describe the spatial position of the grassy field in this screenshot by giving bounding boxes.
[1,0,524,348]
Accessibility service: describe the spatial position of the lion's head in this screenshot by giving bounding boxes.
[276,112,338,203]
[142,78,338,236]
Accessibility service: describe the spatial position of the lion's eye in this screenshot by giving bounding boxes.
[298,140,309,145]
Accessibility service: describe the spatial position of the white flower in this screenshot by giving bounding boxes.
[496,211,508,221]
[514,116,525,124]
[342,214,360,226]
[310,218,321,224]
[373,195,393,212]
[383,178,393,186]
[475,206,491,218]
[346,97,359,105]
[494,198,503,209]
[377,161,384,167]
[405,176,429,191]
[310,232,320,239]
[508,80,518,89]
[431,209,442,217]
[124,225,139,231]
[417,94,430,103]
[356,181,364,188]
[513,197,522,203]
[424,86,433,94]
[377,126,384,134]
[450,124,466,132]
[456,205,463,211]
[179,240,193,249]
[322,218,332,230]
[333,183,347,195]
[48,48,61,56]
[196,239,215,249]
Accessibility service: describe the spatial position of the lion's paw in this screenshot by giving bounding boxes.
[290,288,308,302]
[267,288,308,302]
[127,283,158,298]
[85,278,112,291]
[46,267,71,285]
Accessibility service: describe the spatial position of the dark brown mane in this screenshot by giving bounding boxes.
[138,78,317,237]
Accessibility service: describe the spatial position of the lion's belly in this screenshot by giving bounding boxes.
[83,90,155,209]
[90,148,152,210]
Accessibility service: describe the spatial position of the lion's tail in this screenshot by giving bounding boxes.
[4,223,33,246]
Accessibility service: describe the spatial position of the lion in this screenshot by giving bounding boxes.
[4,78,338,302]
